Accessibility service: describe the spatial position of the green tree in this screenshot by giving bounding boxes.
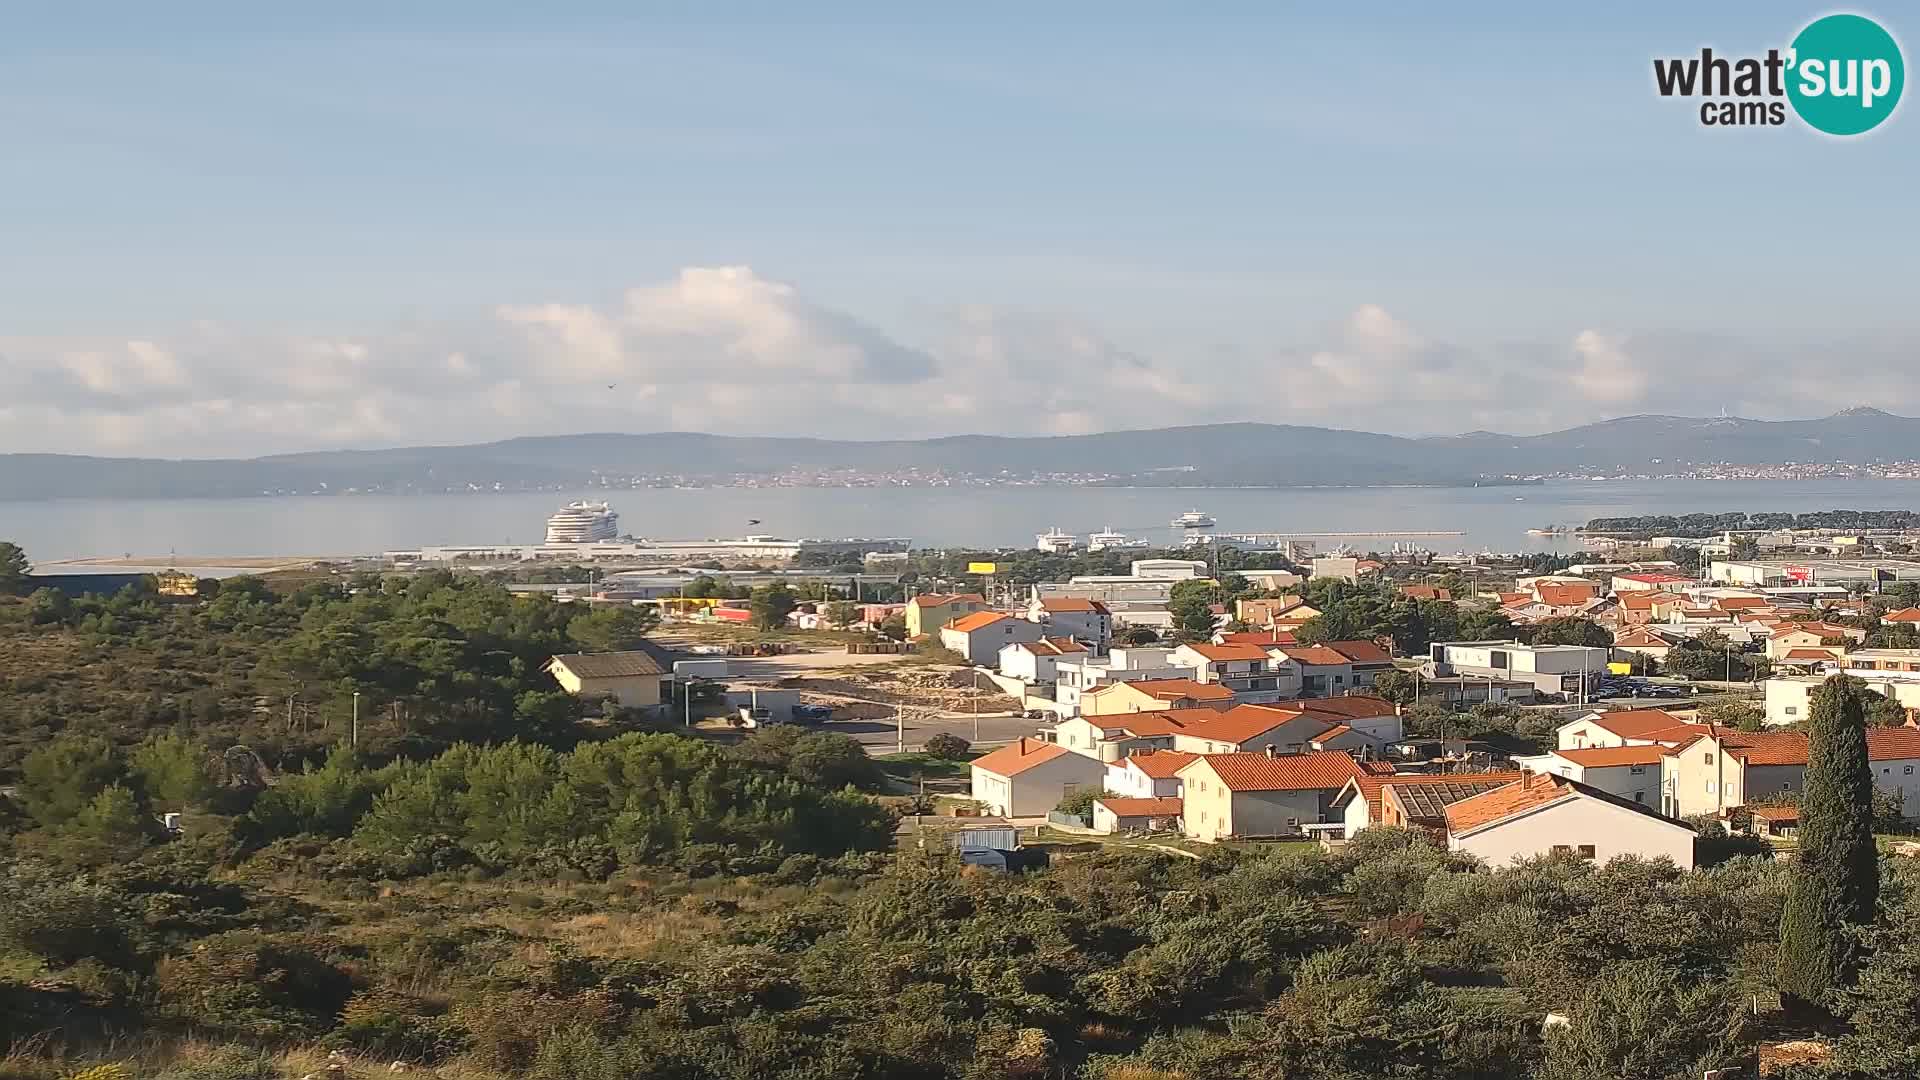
[19,734,123,827]
[785,731,882,790]
[566,605,660,652]
[1698,699,1765,733]
[1116,624,1160,646]
[878,613,908,640]
[822,600,859,629]
[1778,675,1879,1015]
[1530,617,1612,648]
[749,584,799,630]
[1372,668,1418,706]
[60,784,158,864]
[128,732,214,811]
[922,732,971,760]
[0,540,28,595]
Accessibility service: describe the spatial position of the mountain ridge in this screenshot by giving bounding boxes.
[3,409,1916,500]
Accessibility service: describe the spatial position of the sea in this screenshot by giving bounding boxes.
[8,479,1920,566]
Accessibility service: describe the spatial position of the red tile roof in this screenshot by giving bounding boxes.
[1324,639,1393,664]
[1115,749,1199,778]
[1612,628,1673,648]
[970,737,1073,778]
[1279,644,1354,667]
[1571,709,1691,740]
[1747,804,1800,821]
[1085,678,1234,703]
[1714,596,1771,610]
[1183,642,1274,662]
[1781,648,1840,662]
[1618,593,1659,610]
[1039,598,1109,614]
[1013,637,1089,656]
[1313,724,1355,743]
[1497,592,1531,605]
[1095,796,1184,817]
[1617,572,1693,585]
[910,592,984,608]
[1339,770,1524,823]
[1087,709,1215,739]
[1261,694,1400,722]
[1444,772,1576,832]
[1554,745,1670,767]
[946,611,1010,633]
[1176,703,1316,744]
[1536,582,1600,606]
[1184,750,1372,792]
[1884,607,1920,623]
[1400,585,1453,602]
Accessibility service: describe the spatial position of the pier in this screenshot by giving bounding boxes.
[1222,530,1467,539]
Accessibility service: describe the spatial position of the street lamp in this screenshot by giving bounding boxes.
[351,690,361,750]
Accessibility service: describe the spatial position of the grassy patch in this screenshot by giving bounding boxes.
[876,751,976,781]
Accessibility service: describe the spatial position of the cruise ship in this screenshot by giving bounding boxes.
[544,501,620,543]
[1171,509,1216,528]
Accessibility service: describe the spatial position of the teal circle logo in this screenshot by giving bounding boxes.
[1787,14,1904,135]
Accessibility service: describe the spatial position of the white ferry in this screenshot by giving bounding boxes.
[545,501,620,543]
[1171,509,1216,528]
[1087,526,1148,551]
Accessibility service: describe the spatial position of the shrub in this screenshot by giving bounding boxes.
[923,733,971,760]
[152,931,353,1039]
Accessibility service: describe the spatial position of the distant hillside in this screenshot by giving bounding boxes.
[4,408,1920,499]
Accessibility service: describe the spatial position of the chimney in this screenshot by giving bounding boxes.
[1264,744,1278,758]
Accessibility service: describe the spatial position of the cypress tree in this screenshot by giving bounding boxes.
[1777,674,1879,1013]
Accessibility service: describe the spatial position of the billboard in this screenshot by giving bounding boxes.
[1785,565,1813,583]
[967,561,998,575]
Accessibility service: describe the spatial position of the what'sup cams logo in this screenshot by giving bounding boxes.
[1654,13,1904,135]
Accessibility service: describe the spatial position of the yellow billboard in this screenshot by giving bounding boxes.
[967,561,998,575]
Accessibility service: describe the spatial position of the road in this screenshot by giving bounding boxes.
[830,709,1043,754]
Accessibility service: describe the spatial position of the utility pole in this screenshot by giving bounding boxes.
[973,668,981,742]
[351,690,361,750]
[896,707,904,754]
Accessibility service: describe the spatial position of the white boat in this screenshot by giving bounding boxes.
[1035,528,1077,554]
[545,501,620,543]
[1087,526,1147,551]
[1171,509,1216,528]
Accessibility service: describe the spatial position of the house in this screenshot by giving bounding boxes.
[1276,644,1357,697]
[1882,607,1920,627]
[1179,751,1375,842]
[1444,771,1697,869]
[1660,726,1920,818]
[1080,678,1235,717]
[1775,647,1843,672]
[1334,771,1526,835]
[1091,796,1185,835]
[1055,709,1217,762]
[1170,642,1301,703]
[1237,597,1320,628]
[1509,745,1667,807]
[1744,804,1800,838]
[544,651,665,708]
[998,637,1089,683]
[1400,585,1453,602]
[1052,647,1193,716]
[1027,597,1114,648]
[1310,557,1363,583]
[1555,709,1694,750]
[1320,640,1395,688]
[1168,704,1332,756]
[906,592,988,639]
[1104,749,1198,798]
[969,737,1106,817]
[1611,627,1676,661]
[940,611,1045,663]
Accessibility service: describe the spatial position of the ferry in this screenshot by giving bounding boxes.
[1087,527,1148,552]
[1036,528,1077,554]
[545,501,620,543]
[1171,509,1217,528]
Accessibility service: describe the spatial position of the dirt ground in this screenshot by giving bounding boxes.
[740,665,1021,719]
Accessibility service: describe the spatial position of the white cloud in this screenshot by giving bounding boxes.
[0,267,1912,457]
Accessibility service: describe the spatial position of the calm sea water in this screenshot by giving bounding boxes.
[7,479,1920,563]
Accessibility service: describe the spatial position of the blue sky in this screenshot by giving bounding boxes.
[1,3,1914,456]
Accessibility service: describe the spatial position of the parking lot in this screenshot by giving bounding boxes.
[831,709,1043,755]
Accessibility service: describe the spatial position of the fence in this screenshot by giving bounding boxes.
[847,641,914,655]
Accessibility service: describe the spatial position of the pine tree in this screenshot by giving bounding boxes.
[1778,674,1879,1013]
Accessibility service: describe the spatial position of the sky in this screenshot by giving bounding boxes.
[2,2,1916,458]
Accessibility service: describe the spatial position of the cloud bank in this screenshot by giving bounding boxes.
[0,266,1904,458]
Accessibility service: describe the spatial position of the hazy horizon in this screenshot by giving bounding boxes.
[3,4,1914,458]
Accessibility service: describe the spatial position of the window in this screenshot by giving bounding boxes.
[1703,753,1714,765]
[1577,844,1597,859]
[1906,766,1915,776]
[1551,844,1573,855]
[1630,766,1646,775]
[1706,781,1716,794]
[1786,706,1799,716]
[1633,791,1646,803]
[1286,817,1299,827]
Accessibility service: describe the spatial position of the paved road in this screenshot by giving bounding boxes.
[833,709,1043,754]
